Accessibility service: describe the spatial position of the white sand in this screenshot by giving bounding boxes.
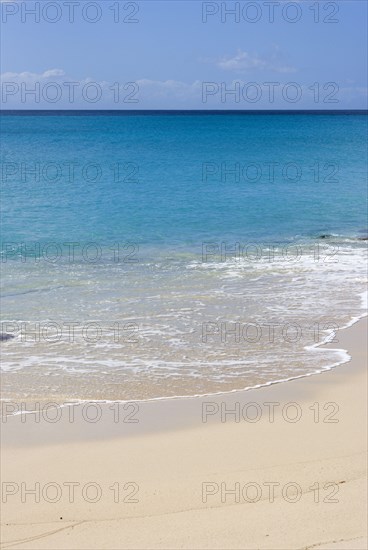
[1,318,367,549]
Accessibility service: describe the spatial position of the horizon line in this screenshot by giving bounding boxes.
[1,109,367,116]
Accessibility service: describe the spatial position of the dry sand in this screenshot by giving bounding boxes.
[1,318,367,550]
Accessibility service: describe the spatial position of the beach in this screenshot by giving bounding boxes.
[1,316,367,550]
[1,1,367,547]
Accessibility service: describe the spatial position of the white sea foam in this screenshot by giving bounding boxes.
[1,241,367,402]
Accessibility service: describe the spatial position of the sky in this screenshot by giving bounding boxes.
[0,0,367,109]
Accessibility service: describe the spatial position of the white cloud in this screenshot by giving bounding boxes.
[1,69,367,109]
[218,51,267,71]
[1,69,65,80]
[43,69,66,78]
[215,49,296,74]
[136,79,201,100]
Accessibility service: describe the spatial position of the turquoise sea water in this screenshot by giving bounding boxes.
[1,113,367,401]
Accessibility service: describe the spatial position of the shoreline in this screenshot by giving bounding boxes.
[2,239,367,405]
[2,301,367,413]
[2,316,367,445]
[1,306,366,425]
[1,317,367,549]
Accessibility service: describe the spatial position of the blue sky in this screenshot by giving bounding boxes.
[0,0,367,109]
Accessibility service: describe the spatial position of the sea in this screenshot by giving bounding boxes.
[1,111,367,402]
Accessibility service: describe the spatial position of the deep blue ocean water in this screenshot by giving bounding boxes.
[1,114,367,245]
[1,113,367,401]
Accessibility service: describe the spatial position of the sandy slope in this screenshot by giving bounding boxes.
[1,318,367,549]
